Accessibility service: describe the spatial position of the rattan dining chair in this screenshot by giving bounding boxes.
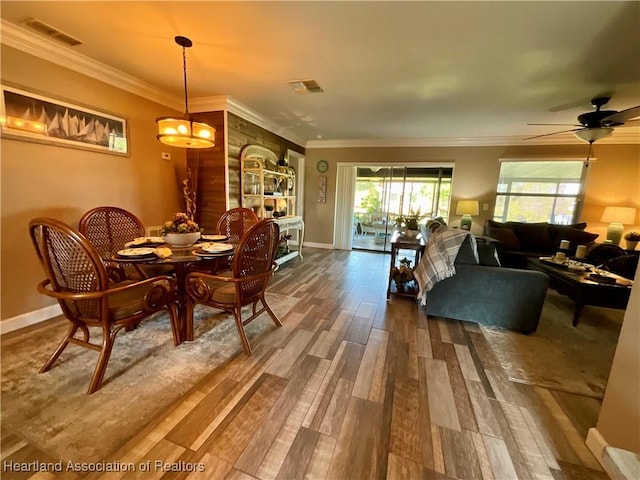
[185,219,281,355]
[216,207,259,248]
[29,218,179,394]
[79,206,173,281]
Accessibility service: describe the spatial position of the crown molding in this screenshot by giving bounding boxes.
[1,20,184,111]
[306,131,639,149]
[226,98,306,147]
[189,95,231,113]
[1,20,304,146]
[3,20,636,150]
[184,96,305,147]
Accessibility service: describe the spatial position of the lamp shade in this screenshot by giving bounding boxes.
[156,117,215,148]
[601,206,636,224]
[456,200,479,216]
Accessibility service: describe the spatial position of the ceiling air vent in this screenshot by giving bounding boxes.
[287,79,324,94]
[21,17,82,47]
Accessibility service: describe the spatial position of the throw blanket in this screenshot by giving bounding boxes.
[414,228,473,305]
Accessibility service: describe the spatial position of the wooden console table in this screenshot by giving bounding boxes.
[387,230,426,299]
[276,215,304,266]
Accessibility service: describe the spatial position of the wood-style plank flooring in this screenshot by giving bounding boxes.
[1,248,609,480]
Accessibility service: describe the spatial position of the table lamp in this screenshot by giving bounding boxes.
[601,206,636,245]
[456,200,479,230]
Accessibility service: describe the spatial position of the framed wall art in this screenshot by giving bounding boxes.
[0,84,129,156]
[317,175,327,203]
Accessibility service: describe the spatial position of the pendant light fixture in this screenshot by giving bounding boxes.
[156,36,215,149]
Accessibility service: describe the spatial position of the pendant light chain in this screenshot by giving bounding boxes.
[182,45,189,116]
[155,35,215,149]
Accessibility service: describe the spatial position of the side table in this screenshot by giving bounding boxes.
[387,230,426,299]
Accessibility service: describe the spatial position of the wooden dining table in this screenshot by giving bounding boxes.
[112,241,234,344]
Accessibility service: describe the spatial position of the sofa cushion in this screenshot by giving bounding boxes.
[489,227,521,250]
[477,243,501,267]
[550,226,598,253]
[455,235,479,265]
[548,222,587,241]
[585,243,626,266]
[511,222,552,251]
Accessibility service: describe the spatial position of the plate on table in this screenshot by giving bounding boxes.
[202,242,234,253]
[116,248,156,258]
[201,234,229,242]
[192,247,233,258]
[125,237,165,248]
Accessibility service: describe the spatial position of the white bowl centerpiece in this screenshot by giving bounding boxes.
[162,212,201,248]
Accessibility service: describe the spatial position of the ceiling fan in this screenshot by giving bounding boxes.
[524,96,640,143]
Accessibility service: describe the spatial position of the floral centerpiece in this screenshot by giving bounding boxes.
[390,257,415,292]
[162,212,201,247]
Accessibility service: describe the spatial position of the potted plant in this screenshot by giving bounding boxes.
[390,257,415,292]
[624,231,640,250]
[264,205,274,218]
[395,209,424,238]
[162,212,201,247]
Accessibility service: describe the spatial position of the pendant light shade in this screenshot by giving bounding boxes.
[156,36,215,149]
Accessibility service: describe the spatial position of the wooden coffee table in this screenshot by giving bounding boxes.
[526,257,633,326]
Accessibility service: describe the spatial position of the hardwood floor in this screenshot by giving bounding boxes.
[1,248,609,480]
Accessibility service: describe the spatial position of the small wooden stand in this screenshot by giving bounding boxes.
[387,231,426,300]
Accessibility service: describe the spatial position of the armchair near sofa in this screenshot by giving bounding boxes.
[424,236,549,334]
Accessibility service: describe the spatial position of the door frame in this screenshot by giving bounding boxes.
[335,161,455,251]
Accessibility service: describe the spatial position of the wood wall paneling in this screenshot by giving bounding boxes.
[191,111,304,233]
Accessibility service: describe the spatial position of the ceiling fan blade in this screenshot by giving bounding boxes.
[617,118,640,128]
[602,105,640,125]
[523,128,582,141]
[527,123,582,127]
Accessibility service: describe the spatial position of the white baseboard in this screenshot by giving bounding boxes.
[0,304,61,335]
[586,428,640,480]
[586,428,608,465]
[303,242,334,249]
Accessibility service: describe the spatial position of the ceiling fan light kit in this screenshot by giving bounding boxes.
[574,127,614,143]
[156,36,215,149]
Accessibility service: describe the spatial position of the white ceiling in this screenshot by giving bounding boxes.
[2,1,639,147]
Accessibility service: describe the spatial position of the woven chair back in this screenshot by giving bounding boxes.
[233,219,280,300]
[30,218,108,321]
[216,208,259,247]
[79,206,145,261]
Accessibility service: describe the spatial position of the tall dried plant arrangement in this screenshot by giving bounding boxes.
[175,156,199,222]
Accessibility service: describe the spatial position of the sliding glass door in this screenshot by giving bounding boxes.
[353,166,452,252]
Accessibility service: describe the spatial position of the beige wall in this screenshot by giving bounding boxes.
[1,46,186,320]
[304,144,640,245]
[596,263,640,452]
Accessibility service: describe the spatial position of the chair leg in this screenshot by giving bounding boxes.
[87,326,117,394]
[40,323,79,373]
[260,296,283,327]
[233,309,253,356]
[168,303,180,346]
[185,298,196,343]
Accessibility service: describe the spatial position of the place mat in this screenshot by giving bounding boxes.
[192,248,233,258]
[113,254,157,262]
